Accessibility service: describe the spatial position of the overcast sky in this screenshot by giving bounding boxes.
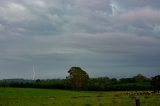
[0,0,160,79]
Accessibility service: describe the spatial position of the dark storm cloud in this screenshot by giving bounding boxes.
[0,0,160,79]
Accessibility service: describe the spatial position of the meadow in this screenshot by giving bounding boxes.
[0,88,159,106]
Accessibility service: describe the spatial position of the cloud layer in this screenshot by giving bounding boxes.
[0,0,160,79]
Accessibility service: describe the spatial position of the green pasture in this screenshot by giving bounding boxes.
[0,88,159,106]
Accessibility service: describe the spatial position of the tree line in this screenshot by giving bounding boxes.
[0,67,159,92]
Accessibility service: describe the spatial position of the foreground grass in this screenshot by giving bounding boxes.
[0,88,159,106]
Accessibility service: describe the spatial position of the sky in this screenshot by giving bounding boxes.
[0,0,160,79]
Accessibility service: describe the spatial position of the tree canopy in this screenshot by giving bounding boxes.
[67,67,89,90]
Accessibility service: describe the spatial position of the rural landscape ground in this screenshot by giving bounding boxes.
[0,88,160,106]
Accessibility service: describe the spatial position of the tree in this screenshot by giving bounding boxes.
[88,77,111,91]
[67,67,89,90]
[133,74,149,83]
[151,75,160,92]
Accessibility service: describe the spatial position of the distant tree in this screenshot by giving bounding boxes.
[88,77,111,91]
[67,67,89,90]
[151,75,160,92]
[36,79,41,82]
[110,78,117,84]
[119,78,134,83]
[133,74,149,83]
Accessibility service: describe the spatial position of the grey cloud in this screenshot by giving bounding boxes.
[114,0,160,10]
[119,7,160,23]
[0,0,160,79]
[63,32,160,54]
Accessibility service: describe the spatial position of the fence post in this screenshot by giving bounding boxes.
[135,99,140,106]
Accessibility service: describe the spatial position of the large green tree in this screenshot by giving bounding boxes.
[67,67,89,90]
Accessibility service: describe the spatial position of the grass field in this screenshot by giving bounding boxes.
[0,88,160,106]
